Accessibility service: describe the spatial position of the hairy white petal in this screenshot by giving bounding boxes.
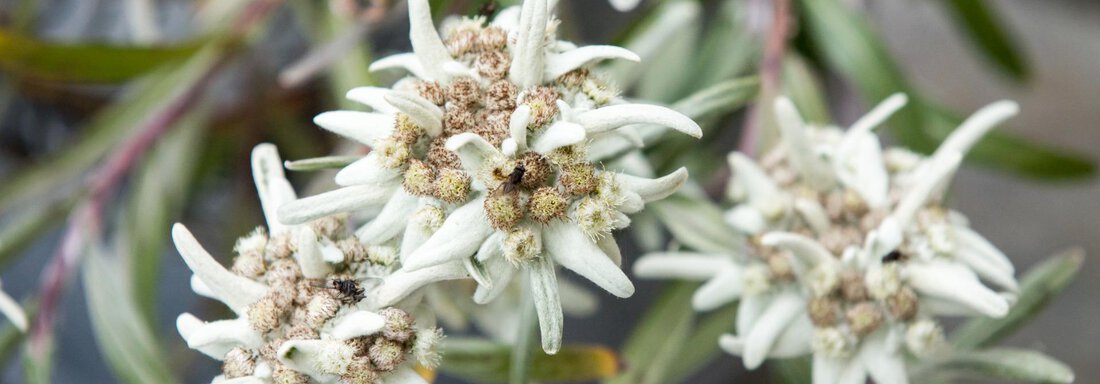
[558,277,599,317]
[509,0,549,88]
[531,121,586,154]
[761,232,835,266]
[376,261,469,306]
[330,311,387,339]
[933,100,1019,163]
[725,205,767,235]
[727,153,785,216]
[313,111,395,147]
[172,224,267,314]
[405,199,494,270]
[613,167,688,203]
[743,292,803,369]
[385,91,443,137]
[907,260,1010,318]
[543,45,639,80]
[634,253,734,280]
[953,224,1014,274]
[407,0,454,81]
[774,97,834,190]
[184,317,264,359]
[719,315,812,358]
[858,333,909,384]
[357,190,419,245]
[250,144,297,235]
[597,235,622,266]
[369,53,429,79]
[736,293,767,334]
[692,267,744,311]
[509,106,532,152]
[473,252,514,304]
[793,198,831,233]
[446,133,504,179]
[278,185,394,225]
[892,152,962,228]
[0,285,26,332]
[575,104,702,138]
[334,153,402,187]
[345,87,397,113]
[294,227,334,279]
[847,93,908,137]
[833,132,889,208]
[530,256,564,354]
[544,221,634,298]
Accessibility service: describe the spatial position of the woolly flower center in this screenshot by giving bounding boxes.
[737,133,955,350]
[378,17,622,237]
[218,216,442,381]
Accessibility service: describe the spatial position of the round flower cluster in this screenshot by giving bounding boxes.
[276,0,701,354]
[636,95,1020,383]
[174,145,441,384]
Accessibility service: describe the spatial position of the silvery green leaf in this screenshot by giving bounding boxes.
[84,245,179,384]
[934,348,1074,383]
[0,45,223,215]
[665,302,739,382]
[781,54,831,125]
[607,1,701,90]
[441,338,620,383]
[608,282,696,384]
[124,110,206,325]
[634,3,700,102]
[952,248,1084,349]
[650,195,744,254]
[0,198,74,269]
[284,155,360,171]
[687,0,758,91]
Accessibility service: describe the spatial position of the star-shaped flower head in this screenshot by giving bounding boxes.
[635,94,1021,384]
[276,0,701,354]
[174,144,442,384]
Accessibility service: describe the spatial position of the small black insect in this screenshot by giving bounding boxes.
[502,164,526,193]
[477,0,499,18]
[314,278,365,305]
[882,250,907,264]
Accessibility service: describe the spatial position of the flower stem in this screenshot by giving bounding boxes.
[510,273,538,384]
[740,0,791,156]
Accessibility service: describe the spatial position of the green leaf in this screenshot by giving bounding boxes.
[607,1,701,91]
[665,303,739,382]
[23,338,53,384]
[441,338,619,383]
[84,245,179,384]
[934,348,1074,383]
[0,30,202,83]
[781,54,831,125]
[123,110,208,325]
[952,248,1084,349]
[650,195,743,254]
[798,0,934,150]
[285,155,360,171]
[0,45,223,216]
[0,299,35,365]
[773,356,812,384]
[608,282,696,384]
[941,0,1029,82]
[686,0,759,92]
[0,198,75,269]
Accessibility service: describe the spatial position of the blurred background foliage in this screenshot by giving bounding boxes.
[0,0,1093,383]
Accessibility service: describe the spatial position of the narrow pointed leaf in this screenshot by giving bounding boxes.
[608,282,697,384]
[441,338,619,383]
[0,30,202,83]
[650,195,744,254]
[952,248,1084,349]
[940,0,1029,81]
[935,348,1074,383]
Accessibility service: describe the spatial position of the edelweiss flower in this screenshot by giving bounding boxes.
[0,279,27,332]
[173,144,441,384]
[275,0,700,353]
[635,95,1021,384]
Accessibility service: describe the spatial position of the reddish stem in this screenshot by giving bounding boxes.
[739,0,791,157]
